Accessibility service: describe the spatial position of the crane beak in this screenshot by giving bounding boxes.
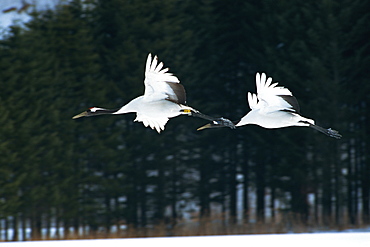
[197,122,227,131]
[197,123,213,131]
[72,111,88,119]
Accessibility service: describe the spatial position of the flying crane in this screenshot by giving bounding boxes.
[73,53,235,133]
[197,72,342,139]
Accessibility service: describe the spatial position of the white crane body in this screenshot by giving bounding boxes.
[73,54,235,133]
[198,72,341,139]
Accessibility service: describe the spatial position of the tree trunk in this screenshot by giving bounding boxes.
[21,215,27,241]
[199,161,210,218]
[322,163,332,226]
[256,162,265,223]
[12,215,18,241]
[228,149,237,224]
[347,139,355,225]
[242,162,249,223]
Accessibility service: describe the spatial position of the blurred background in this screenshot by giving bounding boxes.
[0,0,369,241]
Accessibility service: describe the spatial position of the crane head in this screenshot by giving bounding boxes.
[72,107,107,119]
[197,118,236,131]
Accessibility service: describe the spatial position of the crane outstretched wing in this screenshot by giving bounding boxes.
[143,53,186,105]
[252,72,300,113]
[247,92,258,110]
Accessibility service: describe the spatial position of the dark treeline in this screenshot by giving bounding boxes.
[0,0,369,241]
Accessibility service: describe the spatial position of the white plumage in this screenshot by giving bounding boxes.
[198,72,341,139]
[236,72,314,128]
[73,53,235,133]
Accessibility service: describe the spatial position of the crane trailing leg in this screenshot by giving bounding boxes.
[308,124,342,139]
[180,109,236,129]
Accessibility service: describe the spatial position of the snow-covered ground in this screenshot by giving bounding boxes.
[1,232,369,247]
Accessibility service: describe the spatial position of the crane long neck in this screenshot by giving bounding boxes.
[190,111,218,121]
[92,108,120,115]
[190,110,236,129]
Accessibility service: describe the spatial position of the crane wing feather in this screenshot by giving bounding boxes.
[135,113,168,133]
[143,54,186,104]
[247,92,258,110]
[253,72,299,113]
[278,95,300,113]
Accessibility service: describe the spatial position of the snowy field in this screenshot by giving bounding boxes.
[1,232,370,247]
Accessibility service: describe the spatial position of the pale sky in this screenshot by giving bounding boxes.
[0,0,59,32]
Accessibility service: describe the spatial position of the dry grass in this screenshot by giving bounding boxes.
[2,213,368,241]
[59,215,366,240]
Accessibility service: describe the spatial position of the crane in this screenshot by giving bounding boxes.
[197,72,341,139]
[72,53,235,133]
